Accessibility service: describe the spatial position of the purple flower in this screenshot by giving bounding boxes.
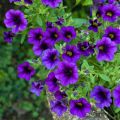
[56,17,64,26]
[41,0,62,8]
[96,37,117,62]
[50,100,67,116]
[46,72,59,92]
[4,9,27,33]
[4,31,15,43]
[45,27,61,45]
[90,86,112,109]
[101,4,120,22]
[46,21,54,29]
[88,19,101,32]
[30,81,44,96]
[33,40,53,56]
[55,61,79,86]
[62,45,80,63]
[42,49,60,69]
[54,90,67,100]
[70,98,91,118]
[24,0,33,4]
[9,0,21,3]
[77,41,94,57]
[113,85,120,107]
[28,28,45,45]
[103,26,120,44]
[61,26,76,42]
[17,62,35,81]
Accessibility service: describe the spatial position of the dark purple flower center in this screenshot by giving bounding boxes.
[35,34,43,40]
[99,45,107,52]
[41,43,49,50]
[49,53,57,62]
[108,33,115,40]
[106,11,113,17]
[24,66,31,73]
[13,15,22,25]
[98,91,107,100]
[51,32,58,40]
[76,102,84,109]
[64,67,73,77]
[65,32,72,39]
[66,51,73,57]
[81,45,88,51]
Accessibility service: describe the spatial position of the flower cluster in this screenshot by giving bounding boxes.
[4,0,120,119]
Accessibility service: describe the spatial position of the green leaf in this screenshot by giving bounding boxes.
[115,108,120,113]
[82,0,93,6]
[75,0,81,6]
[99,74,110,81]
[73,18,88,28]
[36,16,43,26]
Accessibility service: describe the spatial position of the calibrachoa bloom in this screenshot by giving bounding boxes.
[24,0,33,4]
[33,40,52,56]
[96,37,117,61]
[55,61,79,86]
[30,81,44,96]
[17,62,35,81]
[103,26,120,44]
[77,41,94,57]
[46,72,59,92]
[54,90,67,100]
[61,26,76,42]
[4,31,15,43]
[4,9,27,33]
[50,100,67,116]
[101,4,120,22]
[62,45,80,63]
[28,28,45,45]
[41,0,62,8]
[42,49,60,70]
[113,85,120,107]
[70,98,91,118]
[88,19,101,32]
[90,86,112,109]
[45,27,61,45]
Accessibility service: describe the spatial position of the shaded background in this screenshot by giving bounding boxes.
[0,0,90,120]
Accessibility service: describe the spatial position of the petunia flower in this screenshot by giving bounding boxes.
[62,45,80,63]
[17,62,35,81]
[4,31,15,43]
[46,72,60,92]
[70,98,91,118]
[30,81,44,96]
[103,26,120,44]
[55,61,79,86]
[42,49,60,70]
[28,28,45,45]
[96,37,117,62]
[4,9,27,33]
[90,86,112,109]
[61,26,76,42]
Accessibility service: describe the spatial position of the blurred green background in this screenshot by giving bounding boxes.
[0,0,91,120]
